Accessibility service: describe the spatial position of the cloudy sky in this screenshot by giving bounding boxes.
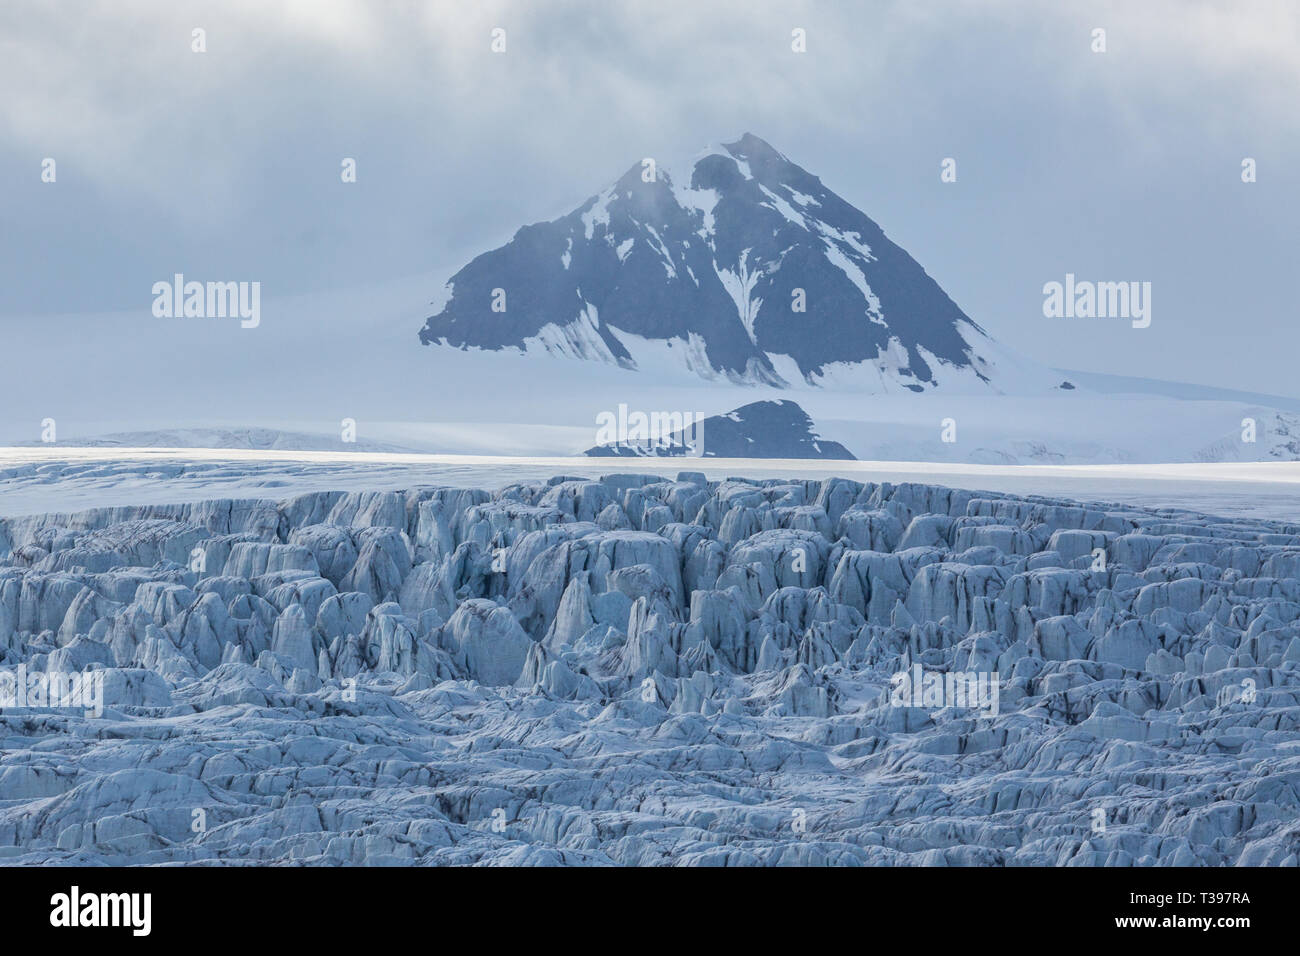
[2,0,1296,393]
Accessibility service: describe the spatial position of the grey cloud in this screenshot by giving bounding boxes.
[0,0,1296,391]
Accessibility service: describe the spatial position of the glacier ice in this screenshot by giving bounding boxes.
[1,472,1299,865]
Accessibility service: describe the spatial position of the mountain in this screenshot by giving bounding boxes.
[419,133,1052,392]
[584,400,856,459]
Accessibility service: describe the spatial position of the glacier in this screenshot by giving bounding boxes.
[1,468,1299,865]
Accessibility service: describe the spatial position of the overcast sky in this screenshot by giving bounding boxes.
[2,0,1296,393]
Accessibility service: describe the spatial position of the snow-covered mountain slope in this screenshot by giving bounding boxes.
[418,134,1058,393]
[4,472,1300,865]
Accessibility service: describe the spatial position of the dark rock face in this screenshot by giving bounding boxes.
[584,400,856,459]
[419,134,998,389]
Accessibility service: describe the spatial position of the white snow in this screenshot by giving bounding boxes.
[813,220,874,261]
[518,304,618,364]
[581,189,614,240]
[817,238,886,324]
[642,225,678,279]
[6,269,1295,471]
[786,187,820,207]
[605,326,728,383]
[713,249,764,345]
[762,352,806,387]
[758,184,806,226]
[670,181,720,240]
[692,142,755,181]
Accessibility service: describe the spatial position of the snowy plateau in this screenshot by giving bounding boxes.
[1,466,1299,866]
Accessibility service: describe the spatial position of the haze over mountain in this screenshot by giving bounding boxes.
[419,134,1056,394]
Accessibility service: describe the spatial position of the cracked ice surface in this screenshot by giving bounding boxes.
[1,471,1299,866]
